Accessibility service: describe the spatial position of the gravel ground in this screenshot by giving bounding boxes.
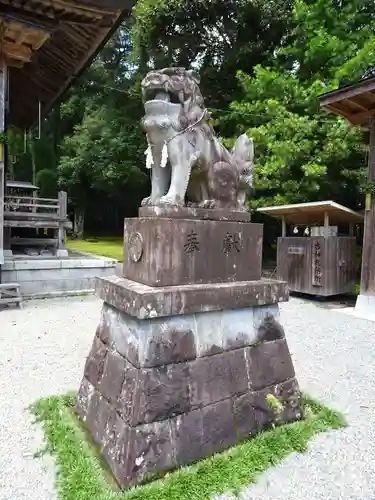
[0,295,101,500]
[1,295,375,499]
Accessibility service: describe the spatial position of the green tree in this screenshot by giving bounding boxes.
[133,0,293,113]
[222,0,374,209]
[58,25,148,237]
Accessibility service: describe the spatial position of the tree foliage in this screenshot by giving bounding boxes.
[221,0,375,208]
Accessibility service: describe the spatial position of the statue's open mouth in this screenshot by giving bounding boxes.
[143,86,182,105]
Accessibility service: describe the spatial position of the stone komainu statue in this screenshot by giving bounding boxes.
[141,67,254,211]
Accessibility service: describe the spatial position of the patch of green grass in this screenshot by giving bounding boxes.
[29,393,346,500]
[67,237,123,261]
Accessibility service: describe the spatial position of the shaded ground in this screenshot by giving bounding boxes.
[0,296,374,499]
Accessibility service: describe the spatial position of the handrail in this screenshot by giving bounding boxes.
[5,202,59,209]
[4,191,68,218]
[4,196,58,203]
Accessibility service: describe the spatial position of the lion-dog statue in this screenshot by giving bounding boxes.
[141,67,254,211]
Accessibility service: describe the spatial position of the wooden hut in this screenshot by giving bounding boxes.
[0,0,135,265]
[319,76,375,317]
[258,200,364,297]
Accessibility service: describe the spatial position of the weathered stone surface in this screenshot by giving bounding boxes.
[139,205,251,222]
[227,348,251,394]
[190,354,230,408]
[104,416,176,488]
[172,408,204,466]
[144,324,196,367]
[277,377,302,422]
[103,417,179,488]
[233,377,301,439]
[221,307,255,351]
[76,377,95,421]
[96,377,301,489]
[194,311,224,356]
[233,392,258,441]
[96,309,110,344]
[125,420,175,487]
[202,399,237,455]
[250,377,301,430]
[253,304,280,330]
[134,363,191,425]
[101,413,131,486]
[100,304,141,366]
[99,350,127,405]
[100,303,197,367]
[172,399,238,467]
[99,301,288,369]
[253,304,285,342]
[190,349,248,408]
[123,218,263,287]
[257,313,285,342]
[96,275,289,320]
[118,361,138,423]
[85,391,115,445]
[247,338,295,390]
[84,336,108,387]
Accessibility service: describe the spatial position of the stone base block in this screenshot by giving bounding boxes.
[95,275,289,319]
[76,289,301,489]
[123,217,263,286]
[56,249,69,258]
[355,294,375,321]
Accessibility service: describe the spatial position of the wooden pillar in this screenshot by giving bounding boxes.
[281,217,286,237]
[57,191,68,257]
[0,61,6,266]
[360,117,375,295]
[324,211,329,239]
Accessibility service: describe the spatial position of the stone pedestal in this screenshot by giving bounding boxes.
[355,294,375,321]
[76,211,301,489]
[123,217,263,286]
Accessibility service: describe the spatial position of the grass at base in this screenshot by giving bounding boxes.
[30,393,346,500]
[67,237,123,261]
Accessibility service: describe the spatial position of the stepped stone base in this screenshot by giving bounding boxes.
[76,278,301,489]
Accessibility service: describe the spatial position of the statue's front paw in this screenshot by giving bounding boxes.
[200,199,216,209]
[141,196,151,206]
[159,194,183,206]
[141,196,161,206]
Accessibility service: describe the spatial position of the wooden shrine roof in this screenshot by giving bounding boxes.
[257,200,364,225]
[0,0,136,129]
[319,75,375,126]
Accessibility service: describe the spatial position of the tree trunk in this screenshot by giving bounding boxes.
[74,206,85,239]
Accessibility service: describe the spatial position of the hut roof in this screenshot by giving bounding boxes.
[0,0,135,129]
[257,200,364,225]
[6,180,39,190]
[319,75,375,126]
